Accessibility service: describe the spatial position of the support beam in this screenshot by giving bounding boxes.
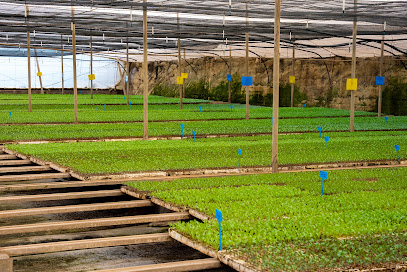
[143,0,149,140]
[350,0,357,132]
[27,31,32,112]
[61,41,64,95]
[126,32,130,106]
[245,3,249,120]
[272,0,281,173]
[0,172,70,182]
[0,233,171,257]
[0,165,50,174]
[71,6,78,124]
[183,48,186,99]
[228,45,232,103]
[378,22,385,117]
[0,160,32,166]
[34,49,44,94]
[177,12,183,109]
[0,212,191,235]
[291,39,295,107]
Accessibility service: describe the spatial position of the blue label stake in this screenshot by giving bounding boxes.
[96,107,98,115]
[199,106,203,112]
[216,209,223,251]
[318,127,322,138]
[104,104,106,111]
[325,136,330,148]
[230,105,233,112]
[320,171,328,196]
[130,101,132,108]
[238,148,242,169]
[193,131,196,142]
[271,116,273,125]
[385,116,389,125]
[8,111,12,121]
[180,123,185,139]
[69,93,71,96]
[395,145,400,162]
[304,104,307,109]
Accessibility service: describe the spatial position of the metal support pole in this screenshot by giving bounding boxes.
[71,6,78,124]
[272,0,281,173]
[90,34,93,99]
[126,33,130,105]
[61,35,64,95]
[143,0,149,140]
[34,49,44,94]
[177,12,183,109]
[378,23,385,117]
[350,0,357,132]
[228,45,232,103]
[27,31,32,112]
[290,40,295,107]
[245,3,249,120]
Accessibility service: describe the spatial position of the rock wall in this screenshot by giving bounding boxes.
[121,56,407,111]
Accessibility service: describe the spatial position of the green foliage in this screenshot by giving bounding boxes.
[184,79,210,100]
[151,83,178,97]
[380,77,407,116]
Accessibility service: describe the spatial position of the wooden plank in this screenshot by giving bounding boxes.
[0,160,32,166]
[94,258,222,272]
[0,212,191,235]
[0,173,70,182]
[1,233,171,256]
[0,155,17,160]
[0,189,123,204]
[0,200,154,218]
[0,166,51,174]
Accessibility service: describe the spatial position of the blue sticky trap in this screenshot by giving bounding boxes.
[376,76,385,86]
[304,104,307,109]
[227,74,232,82]
[8,111,12,121]
[241,76,253,86]
[199,106,203,112]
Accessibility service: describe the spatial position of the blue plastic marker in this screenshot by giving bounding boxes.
[238,148,242,169]
[304,104,307,109]
[318,127,322,138]
[325,136,330,148]
[180,123,185,139]
[104,104,106,111]
[124,96,126,100]
[216,209,223,251]
[69,93,71,96]
[199,106,203,112]
[395,145,400,162]
[320,171,328,196]
[96,107,98,115]
[385,116,389,125]
[230,105,233,112]
[271,116,273,125]
[130,101,132,108]
[192,131,196,142]
[8,111,12,121]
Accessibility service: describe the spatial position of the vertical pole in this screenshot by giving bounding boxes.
[27,31,32,112]
[272,0,281,173]
[90,33,94,99]
[290,39,295,107]
[350,0,357,132]
[143,0,149,140]
[34,49,44,94]
[183,48,186,99]
[228,45,232,103]
[61,35,64,95]
[126,31,130,105]
[378,23,385,117]
[71,6,78,124]
[178,12,183,109]
[245,3,249,120]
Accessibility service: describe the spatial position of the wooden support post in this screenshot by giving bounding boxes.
[272,0,281,173]
[143,0,149,140]
[183,48,186,99]
[90,34,94,99]
[27,31,32,112]
[126,33,130,105]
[350,0,357,132]
[290,40,295,107]
[245,3,249,120]
[177,12,183,109]
[34,49,44,94]
[378,23,385,117]
[228,45,232,103]
[61,35,64,95]
[71,7,78,124]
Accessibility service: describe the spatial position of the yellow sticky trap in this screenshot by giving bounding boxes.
[88,74,96,81]
[289,76,296,84]
[181,73,189,79]
[37,72,42,77]
[346,78,358,91]
[177,76,183,85]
